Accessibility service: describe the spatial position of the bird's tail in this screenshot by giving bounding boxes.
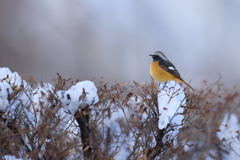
[183,81,194,90]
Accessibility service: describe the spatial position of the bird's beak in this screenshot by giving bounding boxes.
[149,54,153,56]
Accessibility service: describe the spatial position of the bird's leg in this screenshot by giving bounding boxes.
[161,82,168,91]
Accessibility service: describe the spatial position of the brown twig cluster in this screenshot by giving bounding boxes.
[0,74,239,160]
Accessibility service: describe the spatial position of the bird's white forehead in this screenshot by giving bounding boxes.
[154,51,168,61]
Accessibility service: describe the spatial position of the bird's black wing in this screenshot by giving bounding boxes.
[158,60,184,81]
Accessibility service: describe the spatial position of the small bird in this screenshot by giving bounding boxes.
[149,51,193,90]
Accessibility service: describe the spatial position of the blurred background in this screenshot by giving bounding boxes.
[0,0,240,89]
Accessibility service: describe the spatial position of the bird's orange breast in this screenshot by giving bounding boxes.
[150,61,181,82]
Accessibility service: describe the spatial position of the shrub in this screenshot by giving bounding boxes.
[0,68,239,160]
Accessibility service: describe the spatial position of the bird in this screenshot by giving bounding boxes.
[149,51,193,90]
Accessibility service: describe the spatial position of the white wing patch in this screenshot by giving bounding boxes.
[168,66,175,70]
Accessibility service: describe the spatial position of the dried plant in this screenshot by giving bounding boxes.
[0,73,239,160]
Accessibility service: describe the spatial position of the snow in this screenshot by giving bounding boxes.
[0,81,12,112]
[32,80,99,139]
[0,67,33,114]
[99,102,130,159]
[56,80,99,139]
[100,96,145,160]
[217,113,240,160]
[0,67,100,158]
[101,81,186,159]
[0,67,187,159]
[103,96,146,129]
[57,80,99,114]
[103,104,123,130]
[31,83,55,124]
[158,81,185,147]
[33,83,54,108]
[158,81,185,129]
[0,67,19,83]
[2,155,25,160]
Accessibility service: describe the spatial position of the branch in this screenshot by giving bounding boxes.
[147,129,164,160]
[74,108,92,160]
[8,84,24,101]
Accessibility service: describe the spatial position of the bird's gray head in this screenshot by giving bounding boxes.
[149,51,168,61]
